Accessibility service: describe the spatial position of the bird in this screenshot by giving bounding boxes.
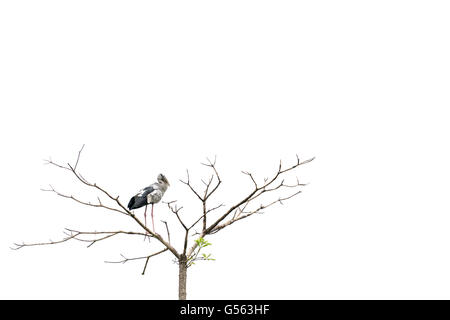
[127,174,170,234]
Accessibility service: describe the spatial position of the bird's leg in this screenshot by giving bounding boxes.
[144,205,148,229]
[143,205,149,241]
[151,203,155,233]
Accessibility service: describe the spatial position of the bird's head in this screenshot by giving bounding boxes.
[157,173,170,186]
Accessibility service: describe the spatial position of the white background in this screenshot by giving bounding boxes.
[1,1,449,299]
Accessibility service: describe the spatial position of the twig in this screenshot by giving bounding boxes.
[73,144,85,171]
[39,147,180,259]
[161,220,171,244]
[104,248,168,275]
[41,185,128,216]
[165,200,187,231]
[12,228,149,250]
[187,155,314,257]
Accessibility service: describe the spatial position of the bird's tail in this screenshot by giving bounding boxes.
[127,197,135,210]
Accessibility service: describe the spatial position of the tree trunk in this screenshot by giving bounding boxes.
[178,255,187,300]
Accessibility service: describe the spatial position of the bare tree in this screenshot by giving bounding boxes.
[12,146,314,299]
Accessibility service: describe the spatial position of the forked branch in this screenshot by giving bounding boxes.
[186,155,314,257]
[11,228,149,250]
[105,248,169,275]
[179,156,222,234]
[15,146,313,281]
[28,146,180,259]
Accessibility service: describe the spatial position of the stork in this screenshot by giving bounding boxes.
[127,174,170,234]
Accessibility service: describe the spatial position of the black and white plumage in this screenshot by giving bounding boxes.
[128,173,170,233]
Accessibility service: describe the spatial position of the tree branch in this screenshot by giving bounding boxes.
[165,200,187,231]
[179,170,203,201]
[210,189,303,234]
[187,155,314,256]
[73,144,85,171]
[41,185,128,216]
[180,157,223,234]
[38,146,181,259]
[161,220,171,244]
[104,248,169,275]
[11,228,149,250]
[19,147,313,282]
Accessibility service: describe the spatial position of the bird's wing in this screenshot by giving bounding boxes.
[128,185,156,210]
[147,189,163,204]
[137,185,155,197]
